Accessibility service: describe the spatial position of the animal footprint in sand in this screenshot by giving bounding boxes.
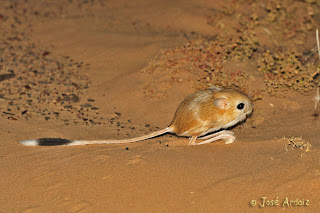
[93,155,111,165]
[59,198,92,213]
[126,155,144,165]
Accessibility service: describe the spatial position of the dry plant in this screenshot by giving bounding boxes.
[314,29,320,112]
[279,137,312,156]
[317,29,320,60]
[314,87,320,111]
[258,50,319,94]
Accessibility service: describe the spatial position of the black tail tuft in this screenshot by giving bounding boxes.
[37,138,73,146]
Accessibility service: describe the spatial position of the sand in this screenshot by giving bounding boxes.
[1,0,319,212]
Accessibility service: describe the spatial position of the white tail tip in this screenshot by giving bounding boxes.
[19,139,39,146]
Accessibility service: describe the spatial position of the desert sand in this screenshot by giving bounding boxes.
[1,0,319,212]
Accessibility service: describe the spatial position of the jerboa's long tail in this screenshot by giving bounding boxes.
[19,127,172,146]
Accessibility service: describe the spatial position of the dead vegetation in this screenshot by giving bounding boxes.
[141,0,320,100]
[258,50,320,94]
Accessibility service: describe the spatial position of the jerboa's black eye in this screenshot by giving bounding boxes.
[237,103,245,110]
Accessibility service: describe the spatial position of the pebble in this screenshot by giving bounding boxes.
[62,94,79,102]
[80,103,92,108]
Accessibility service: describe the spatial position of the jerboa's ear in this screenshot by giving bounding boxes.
[208,86,222,91]
[214,98,231,109]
